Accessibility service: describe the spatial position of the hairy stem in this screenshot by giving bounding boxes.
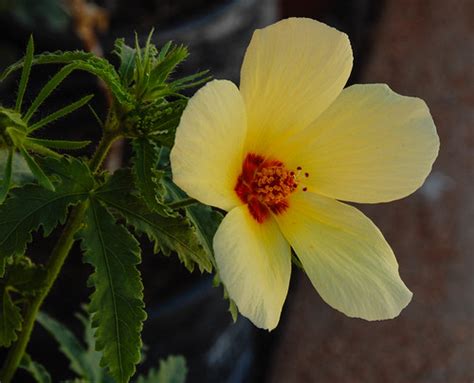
[0,132,120,383]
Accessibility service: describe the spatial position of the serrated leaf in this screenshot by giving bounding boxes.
[15,35,34,112]
[19,353,52,383]
[75,311,114,383]
[132,138,176,217]
[0,288,22,347]
[0,51,132,107]
[28,94,94,132]
[79,199,146,383]
[2,256,47,297]
[0,148,13,203]
[24,63,77,123]
[136,356,187,383]
[37,311,93,380]
[0,156,93,274]
[95,169,212,272]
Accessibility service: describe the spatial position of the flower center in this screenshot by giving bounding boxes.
[235,153,302,223]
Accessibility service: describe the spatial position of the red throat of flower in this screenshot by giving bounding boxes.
[235,153,305,223]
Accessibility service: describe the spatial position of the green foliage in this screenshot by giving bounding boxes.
[136,356,187,383]
[19,354,51,383]
[0,287,22,347]
[79,199,146,383]
[0,148,13,203]
[15,35,34,113]
[95,169,213,273]
[0,156,93,274]
[37,311,112,383]
[0,256,46,348]
[28,94,94,132]
[131,138,175,217]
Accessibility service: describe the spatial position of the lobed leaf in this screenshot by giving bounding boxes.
[79,199,146,383]
[0,156,93,275]
[95,169,213,272]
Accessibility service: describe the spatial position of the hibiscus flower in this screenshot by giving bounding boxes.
[170,18,439,330]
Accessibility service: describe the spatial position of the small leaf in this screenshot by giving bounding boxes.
[24,63,77,123]
[19,353,52,383]
[0,156,93,274]
[2,256,47,297]
[15,35,34,112]
[0,149,34,186]
[28,94,94,132]
[36,311,94,380]
[20,147,55,190]
[113,38,136,86]
[95,169,212,272]
[26,138,91,150]
[0,288,22,347]
[136,356,187,383]
[79,199,146,383]
[0,148,13,203]
[132,138,176,217]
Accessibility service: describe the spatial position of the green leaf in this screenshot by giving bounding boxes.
[132,138,175,217]
[15,35,34,112]
[0,148,13,203]
[163,178,222,263]
[24,63,77,123]
[136,356,187,383]
[0,156,93,274]
[37,311,94,380]
[113,38,136,86]
[0,51,132,107]
[0,287,22,347]
[28,94,94,132]
[25,138,91,150]
[95,169,212,272]
[0,148,33,182]
[19,353,52,383]
[1,256,47,297]
[20,147,55,190]
[79,199,146,383]
[75,311,114,383]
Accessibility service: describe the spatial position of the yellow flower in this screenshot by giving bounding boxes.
[170,18,439,330]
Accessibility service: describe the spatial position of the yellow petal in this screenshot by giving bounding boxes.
[240,17,352,156]
[213,205,291,330]
[286,84,439,203]
[276,191,412,320]
[170,80,246,211]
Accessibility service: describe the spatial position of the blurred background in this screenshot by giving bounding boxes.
[0,0,472,382]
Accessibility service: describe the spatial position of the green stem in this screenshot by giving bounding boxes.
[169,197,198,210]
[0,132,119,383]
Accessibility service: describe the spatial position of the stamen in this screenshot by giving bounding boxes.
[235,153,300,222]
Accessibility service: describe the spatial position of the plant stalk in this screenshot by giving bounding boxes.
[0,132,120,383]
